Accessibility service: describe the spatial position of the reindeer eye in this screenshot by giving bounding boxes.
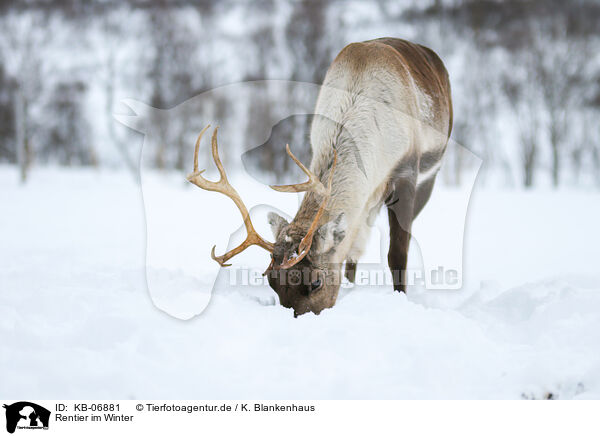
[309,278,323,293]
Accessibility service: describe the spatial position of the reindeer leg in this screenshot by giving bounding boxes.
[413,175,437,220]
[386,178,415,293]
[344,218,372,284]
[345,260,357,283]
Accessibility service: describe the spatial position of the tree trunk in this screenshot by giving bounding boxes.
[523,140,536,188]
[15,88,28,184]
[106,51,137,179]
[550,126,560,188]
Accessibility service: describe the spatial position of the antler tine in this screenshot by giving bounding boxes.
[277,149,338,269]
[270,144,328,196]
[187,126,274,267]
[193,124,211,173]
[210,126,228,183]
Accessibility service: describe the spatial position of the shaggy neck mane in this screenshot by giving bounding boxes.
[291,139,367,233]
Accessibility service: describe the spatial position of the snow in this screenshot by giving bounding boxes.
[1,165,599,399]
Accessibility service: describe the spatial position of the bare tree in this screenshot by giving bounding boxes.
[39,81,94,166]
[100,12,138,178]
[146,2,199,170]
[0,12,45,182]
[531,18,586,187]
[281,0,336,176]
[243,25,278,177]
[0,63,16,166]
[502,58,542,188]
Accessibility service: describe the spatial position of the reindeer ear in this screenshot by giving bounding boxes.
[268,212,289,239]
[113,98,155,133]
[316,213,346,253]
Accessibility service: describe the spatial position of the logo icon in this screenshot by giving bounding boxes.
[3,402,50,434]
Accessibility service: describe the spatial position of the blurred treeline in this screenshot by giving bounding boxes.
[0,0,598,188]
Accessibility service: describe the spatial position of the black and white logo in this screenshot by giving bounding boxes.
[3,402,50,434]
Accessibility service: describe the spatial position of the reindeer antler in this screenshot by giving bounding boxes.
[187,126,274,267]
[269,144,329,197]
[274,148,338,269]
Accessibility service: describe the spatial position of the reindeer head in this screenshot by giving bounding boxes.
[265,209,346,316]
[187,126,342,316]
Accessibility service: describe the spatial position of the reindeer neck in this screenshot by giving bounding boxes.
[291,149,369,231]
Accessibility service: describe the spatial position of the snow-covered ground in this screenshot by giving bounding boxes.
[1,165,599,399]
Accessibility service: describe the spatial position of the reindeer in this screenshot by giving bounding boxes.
[187,38,452,316]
